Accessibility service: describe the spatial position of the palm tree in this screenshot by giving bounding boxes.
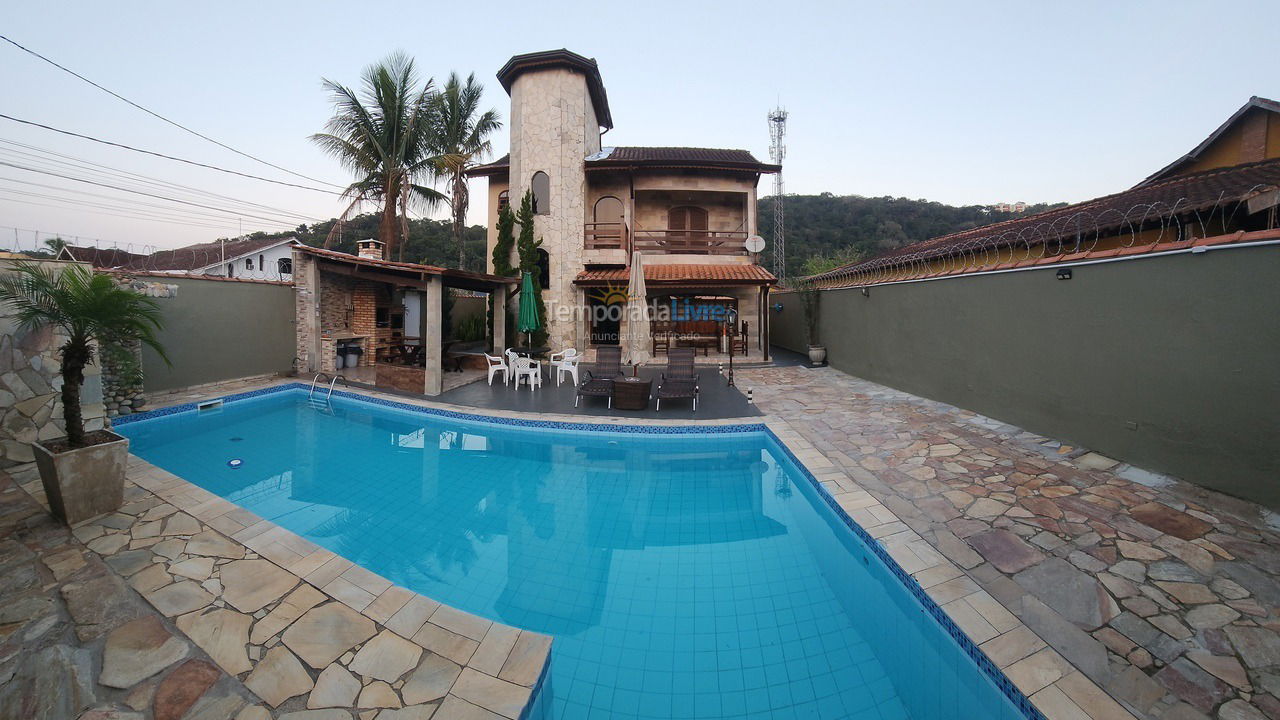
[311,53,444,260]
[0,263,166,447]
[42,237,68,258]
[430,72,501,270]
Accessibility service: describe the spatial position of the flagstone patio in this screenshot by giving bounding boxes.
[1,363,1277,720]
[740,363,1280,720]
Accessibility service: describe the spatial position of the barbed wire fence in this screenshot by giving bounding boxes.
[0,226,297,282]
[802,189,1270,289]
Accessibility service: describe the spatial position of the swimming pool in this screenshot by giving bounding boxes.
[118,386,1040,720]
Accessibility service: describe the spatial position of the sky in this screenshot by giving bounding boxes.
[1,0,1275,251]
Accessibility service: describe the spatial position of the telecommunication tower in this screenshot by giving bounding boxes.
[767,107,788,281]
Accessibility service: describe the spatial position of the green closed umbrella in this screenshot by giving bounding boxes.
[517,271,541,345]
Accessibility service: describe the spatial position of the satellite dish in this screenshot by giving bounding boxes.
[744,235,766,253]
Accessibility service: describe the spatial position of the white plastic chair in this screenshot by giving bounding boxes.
[483,353,507,386]
[513,357,542,391]
[504,349,520,386]
[549,348,581,386]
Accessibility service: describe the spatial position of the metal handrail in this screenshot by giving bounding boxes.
[309,373,342,401]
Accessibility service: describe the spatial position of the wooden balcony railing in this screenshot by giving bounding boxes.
[585,222,628,250]
[631,230,749,255]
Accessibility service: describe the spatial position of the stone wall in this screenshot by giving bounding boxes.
[509,67,595,351]
[101,338,145,418]
[0,259,105,467]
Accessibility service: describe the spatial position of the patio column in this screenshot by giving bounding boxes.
[302,254,322,373]
[492,287,506,353]
[422,278,443,396]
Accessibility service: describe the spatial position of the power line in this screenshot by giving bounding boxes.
[0,34,346,190]
[0,177,295,228]
[0,114,341,195]
[0,191,249,231]
[0,161,314,226]
[0,140,326,221]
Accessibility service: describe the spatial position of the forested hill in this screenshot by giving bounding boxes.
[228,195,1065,277]
[758,194,1066,277]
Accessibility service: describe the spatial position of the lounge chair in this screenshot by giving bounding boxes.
[656,347,699,411]
[575,346,623,408]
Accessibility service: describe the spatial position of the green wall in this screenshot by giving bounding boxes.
[773,246,1280,509]
[141,277,296,392]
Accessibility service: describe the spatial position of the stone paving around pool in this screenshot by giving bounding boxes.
[743,365,1280,720]
[4,367,1278,720]
[0,449,550,720]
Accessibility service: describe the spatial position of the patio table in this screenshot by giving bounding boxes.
[613,376,651,411]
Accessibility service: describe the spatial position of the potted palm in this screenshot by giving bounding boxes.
[796,280,825,366]
[0,262,166,524]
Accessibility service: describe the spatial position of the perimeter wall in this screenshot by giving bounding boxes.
[772,244,1280,509]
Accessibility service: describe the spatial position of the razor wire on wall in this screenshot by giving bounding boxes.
[804,187,1274,289]
[0,226,298,282]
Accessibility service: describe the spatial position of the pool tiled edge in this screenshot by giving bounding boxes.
[764,417,1140,720]
[57,452,552,719]
[124,377,1140,720]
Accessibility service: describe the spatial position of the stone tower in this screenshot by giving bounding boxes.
[497,50,613,349]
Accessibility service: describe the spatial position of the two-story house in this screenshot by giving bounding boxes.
[469,49,779,358]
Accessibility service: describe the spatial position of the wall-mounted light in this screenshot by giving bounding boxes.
[1056,268,1072,280]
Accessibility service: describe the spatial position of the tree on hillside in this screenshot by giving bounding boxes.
[430,72,501,271]
[759,194,1066,277]
[311,52,444,260]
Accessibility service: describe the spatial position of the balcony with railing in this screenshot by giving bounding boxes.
[631,229,749,256]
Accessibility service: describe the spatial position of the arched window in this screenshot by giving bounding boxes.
[536,248,550,288]
[593,196,623,224]
[497,190,510,210]
[277,257,293,276]
[531,172,550,215]
[245,257,255,270]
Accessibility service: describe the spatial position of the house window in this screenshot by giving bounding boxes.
[536,248,550,288]
[668,206,709,234]
[277,257,293,276]
[531,172,550,215]
[226,263,233,277]
[245,258,255,270]
[259,254,265,269]
[594,196,623,224]
[498,190,510,210]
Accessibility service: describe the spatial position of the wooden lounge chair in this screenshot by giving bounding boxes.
[656,347,699,411]
[575,346,623,408]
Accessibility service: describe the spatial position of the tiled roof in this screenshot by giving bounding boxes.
[468,147,780,177]
[146,237,297,271]
[296,245,515,288]
[61,246,150,268]
[496,49,613,129]
[575,263,776,285]
[810,158,1280,286]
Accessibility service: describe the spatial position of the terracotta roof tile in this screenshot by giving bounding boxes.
[468,147,780,176]
[812,158,1280,286]
[575,263,776,285]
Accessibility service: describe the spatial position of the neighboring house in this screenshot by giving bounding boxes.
[811,96,1280,288]
[468,49,779,355]
[60,236,299,280]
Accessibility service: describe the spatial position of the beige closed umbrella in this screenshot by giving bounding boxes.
[621,251,652,373]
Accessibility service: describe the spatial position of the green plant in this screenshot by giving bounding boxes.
[454,313,486,342]
[311,52,445,259]
[795,280,821,347]
[514,190,547,347]
[0,263,167,447]
[429,72,501,270]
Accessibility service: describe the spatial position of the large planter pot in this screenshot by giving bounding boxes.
[808,345,827,366]
[32,430,129,525]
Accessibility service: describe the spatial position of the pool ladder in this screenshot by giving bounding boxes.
[309,373,341,406]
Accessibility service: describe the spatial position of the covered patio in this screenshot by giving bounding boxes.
[293,243,516,396]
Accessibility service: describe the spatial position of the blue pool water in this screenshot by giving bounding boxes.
[118,388,1035,720]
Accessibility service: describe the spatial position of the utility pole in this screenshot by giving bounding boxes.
[767,107,788,282]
